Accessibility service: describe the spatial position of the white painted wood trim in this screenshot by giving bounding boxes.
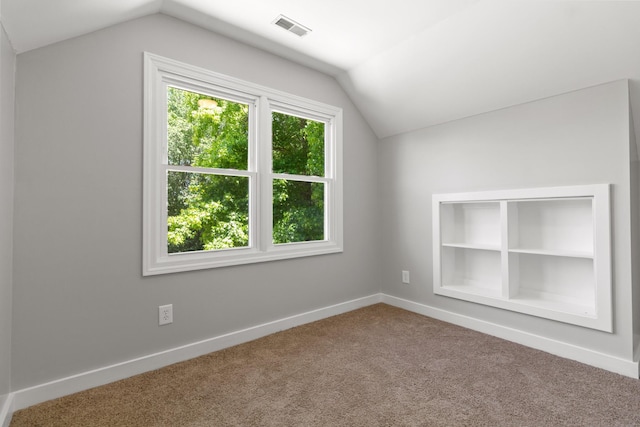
[382,294,639,378]
[10,292,637,415]
[433,184,610,203]
[143,52,344,276]
[0,393,13,427]
[11,294,383,411]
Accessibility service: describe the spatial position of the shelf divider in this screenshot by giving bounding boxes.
[500,201,510,299]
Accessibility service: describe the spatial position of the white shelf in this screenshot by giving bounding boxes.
[439,284,503,300]
[510,290,596,318]
[432,184,611,332]
[508,248,593,259]
[443,243,501,251]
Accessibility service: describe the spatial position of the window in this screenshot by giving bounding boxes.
[143,53,343,275]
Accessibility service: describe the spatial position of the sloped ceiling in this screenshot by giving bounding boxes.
[339,1,640,138]
[2,0,640,140]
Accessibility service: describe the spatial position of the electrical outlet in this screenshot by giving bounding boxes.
[402,270,410,284]
[159,304,173,326]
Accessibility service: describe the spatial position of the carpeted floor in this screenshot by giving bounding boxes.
[10,303,640,426]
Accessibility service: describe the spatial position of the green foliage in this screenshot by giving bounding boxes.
[272,179,324,244]
[272,112,324,176]
[167,172,248,253]
[166,87,325,253]
[167,87,248,169]
[271,112,325,244]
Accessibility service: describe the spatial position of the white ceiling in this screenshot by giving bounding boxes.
[2,0,640,139]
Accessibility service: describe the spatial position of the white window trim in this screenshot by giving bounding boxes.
[143,53,343,275]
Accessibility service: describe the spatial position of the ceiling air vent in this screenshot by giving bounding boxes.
[273,15,311,37]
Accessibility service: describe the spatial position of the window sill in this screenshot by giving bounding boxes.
[143,241,343,276]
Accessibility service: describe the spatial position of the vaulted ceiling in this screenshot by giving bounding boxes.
[2,0,640,139]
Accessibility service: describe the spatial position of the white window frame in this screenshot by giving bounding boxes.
[143,53,343,275]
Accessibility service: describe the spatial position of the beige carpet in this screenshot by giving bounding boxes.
[10,304,640,426]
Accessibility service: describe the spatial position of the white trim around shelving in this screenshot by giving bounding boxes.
[382,294,638,379]
[432,184,612,332]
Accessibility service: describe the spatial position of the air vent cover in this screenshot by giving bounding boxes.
[273,15,311,37]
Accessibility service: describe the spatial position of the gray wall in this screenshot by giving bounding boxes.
[12,14,380,389]
[0,22,15,397]
[378,80,636,361]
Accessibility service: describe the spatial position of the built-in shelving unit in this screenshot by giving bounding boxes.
[432,185,611,332]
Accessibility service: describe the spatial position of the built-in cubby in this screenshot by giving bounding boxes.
[440,202,501,250]
[432,185,611,331]
[440,246,503,298]
[507,198,594,258]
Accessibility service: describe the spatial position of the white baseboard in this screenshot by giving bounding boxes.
[10,292,639,414]
[382,294,640,379]
[12,294,383,411]
[0,393,13,427]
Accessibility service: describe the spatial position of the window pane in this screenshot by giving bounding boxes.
[167,87,248,170]
[273,179,324,244]
[272,112,324,176]
[167,171,249,253]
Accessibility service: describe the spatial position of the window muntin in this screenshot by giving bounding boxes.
[143,53,343,275]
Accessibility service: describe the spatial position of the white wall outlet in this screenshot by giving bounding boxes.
[402,270,410,284]
[159,304,173,326]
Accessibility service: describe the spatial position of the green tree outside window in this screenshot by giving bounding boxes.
[167,87,325,253]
